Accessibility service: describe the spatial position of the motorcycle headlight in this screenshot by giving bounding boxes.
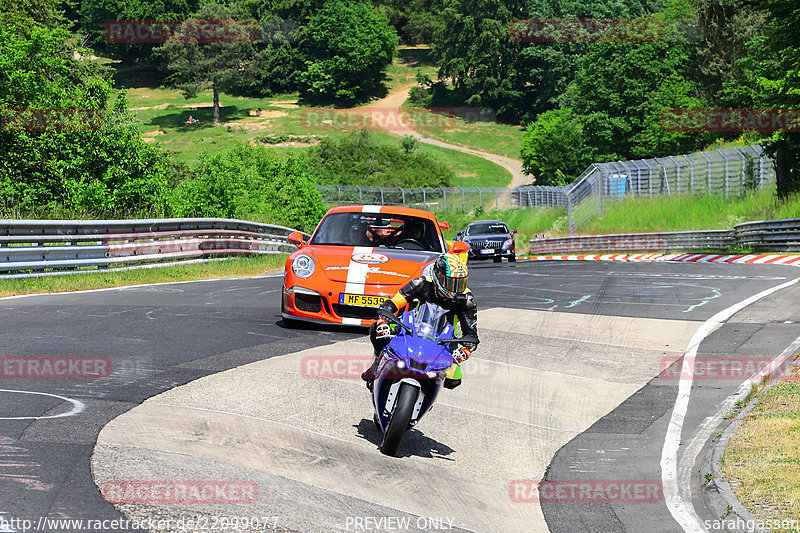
[291,254,316,278]
[502,237,514,250]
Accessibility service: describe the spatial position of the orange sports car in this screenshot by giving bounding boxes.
[281,205,468,327]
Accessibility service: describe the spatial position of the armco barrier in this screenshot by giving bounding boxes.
[734,218,800,251]
[0,218,308,278]
[529,218,800,254]
[530,230,734,254]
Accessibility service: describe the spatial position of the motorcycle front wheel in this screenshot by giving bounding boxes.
[379,382,417,456]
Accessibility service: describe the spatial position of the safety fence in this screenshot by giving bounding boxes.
[529,218,800,254]
[517,145,776,233]
[316,145,776,235]
[0,218,307,278]
[315,184,568,211]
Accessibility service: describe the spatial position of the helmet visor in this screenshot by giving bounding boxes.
[441,275,468,294]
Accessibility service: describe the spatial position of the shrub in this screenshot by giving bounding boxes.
[169,143,325,232]
[306,130,453,187]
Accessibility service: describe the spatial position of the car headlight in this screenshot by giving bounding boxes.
[502,237,514,250]
[291,254,316,278]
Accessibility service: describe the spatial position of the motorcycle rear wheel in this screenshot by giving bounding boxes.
[379,383,417,456]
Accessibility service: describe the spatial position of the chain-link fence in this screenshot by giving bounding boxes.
[314,185,568,211]
[515,145,776,233]
[315,145,776,234]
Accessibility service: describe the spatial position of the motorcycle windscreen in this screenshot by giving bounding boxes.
[406,302,455,371]
[413,302,450,341]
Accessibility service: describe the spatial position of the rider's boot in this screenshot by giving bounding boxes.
[361,352,380,388]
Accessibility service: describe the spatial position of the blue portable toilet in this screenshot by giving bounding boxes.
[609,174,627,196]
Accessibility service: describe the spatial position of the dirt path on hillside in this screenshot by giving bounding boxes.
[362,84,528,193]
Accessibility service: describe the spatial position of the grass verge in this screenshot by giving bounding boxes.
[723,364,800,529]
[0,254,288,298]
[580,189,800,234]
[413,111,525,161]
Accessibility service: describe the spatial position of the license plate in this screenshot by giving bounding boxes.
[480,249,495,254]
[339,294,388,307]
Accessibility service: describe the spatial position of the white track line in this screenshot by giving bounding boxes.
[661,276,800,532]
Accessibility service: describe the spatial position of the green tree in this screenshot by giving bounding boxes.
[519,0,663,120]
[155,1,255,124]
[563,17,703,162]
[79,0,199,63]
[694,0,768,105]
[520,108,589,184]
[169,143,325,232]
[1,0,72,32]
[298,0,398,103]
[434,0,528,121]
[0,23,170,215]
[433,0,666,122]
[749,0,800,197]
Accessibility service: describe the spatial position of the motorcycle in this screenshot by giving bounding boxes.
[370,302,479,456]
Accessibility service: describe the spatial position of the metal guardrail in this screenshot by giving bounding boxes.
[0,218,308,278]
[734,218,800,251]
[529,218,800,254]
[529,230,734,254]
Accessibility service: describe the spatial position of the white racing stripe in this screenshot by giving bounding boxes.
[661,276,800,532]
[342,246,375,325]
[344,247,374,296]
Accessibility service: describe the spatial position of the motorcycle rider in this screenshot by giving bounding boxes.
[361,252,477,388]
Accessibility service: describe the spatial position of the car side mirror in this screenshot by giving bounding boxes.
[457,231,464,237]
[287,231,304,247]
[449,240,469,254]
[438,221,450,231]
[511,229,517,234]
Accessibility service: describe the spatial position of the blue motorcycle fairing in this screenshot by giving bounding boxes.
[372,303,458,433]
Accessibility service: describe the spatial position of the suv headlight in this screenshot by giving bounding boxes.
[502,237,513,250]
[291,254,316,278]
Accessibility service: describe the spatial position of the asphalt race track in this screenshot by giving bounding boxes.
[1,260,799,532]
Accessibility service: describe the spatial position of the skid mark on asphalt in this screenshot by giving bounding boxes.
[482,278,723,313]
[92,308,703,533]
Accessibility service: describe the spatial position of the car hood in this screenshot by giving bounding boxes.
[462,234,511,241]
[308,245,439,285]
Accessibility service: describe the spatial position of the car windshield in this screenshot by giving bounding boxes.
[309,212,444,252]
[466,222,509,236]
[413,302,450,342]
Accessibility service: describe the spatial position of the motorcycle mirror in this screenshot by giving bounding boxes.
[437,335,479,346]
[379,312,412,333]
